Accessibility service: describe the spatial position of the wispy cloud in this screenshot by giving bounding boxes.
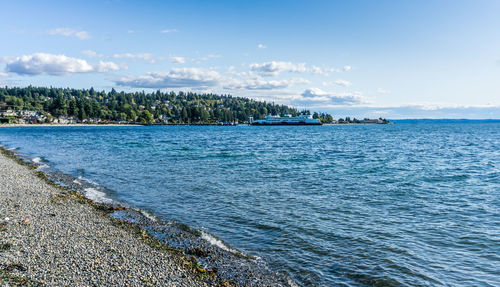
[169,54,221,64]
[323,79,352,87]
[82,50,103,58]
[5,53,121,75]
[377,88,390,94]
[225,77,309,90]
[200,54,222,61]
[47,28,90,40]
[160,29,178,33]
[94,61,123,72]
[115,68,221,88]
[343,65,352,72]
[112,53,152,60]
[294,88,366,106]
[257,44,266,49]
[250,61,307,76]
[170,56,187,64]
[127,30,135,34]
[112,53,158,64]
[250,61,350,76]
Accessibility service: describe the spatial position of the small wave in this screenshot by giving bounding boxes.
[84,187,113,204]
[73,179,81,185]
[78,176,99,186]
[201,231,238,254]
[32,157,50,170]
[139,209,157,222]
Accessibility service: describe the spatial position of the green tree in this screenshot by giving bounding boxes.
[138,110,153,123]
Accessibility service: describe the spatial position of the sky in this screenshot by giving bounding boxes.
[1,0,499,119]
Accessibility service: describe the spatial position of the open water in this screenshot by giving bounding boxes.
[0,123,499,286]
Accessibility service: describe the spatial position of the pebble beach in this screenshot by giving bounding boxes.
[0,151,211,286]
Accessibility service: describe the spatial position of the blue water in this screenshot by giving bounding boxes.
[1,123,499,286]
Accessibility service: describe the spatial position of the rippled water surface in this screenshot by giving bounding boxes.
[1,123,499,286]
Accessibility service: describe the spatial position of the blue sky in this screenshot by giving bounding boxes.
[1,0,499,118]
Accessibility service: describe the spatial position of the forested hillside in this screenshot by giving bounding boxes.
[0,86,331,123]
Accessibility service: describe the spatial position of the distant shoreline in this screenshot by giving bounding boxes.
[0,122,394,127]
[0,123,142,127]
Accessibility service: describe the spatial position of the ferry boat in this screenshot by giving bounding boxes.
[250,114,322,125]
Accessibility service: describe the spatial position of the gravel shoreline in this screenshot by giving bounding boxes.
[0,151,217,286]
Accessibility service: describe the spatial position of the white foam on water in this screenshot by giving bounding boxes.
[201,231,238,254]
[73,179,81,185]
[32,157,49,169]
[84,187,113,204]
[139,209,157,222]
[78,176,99,186]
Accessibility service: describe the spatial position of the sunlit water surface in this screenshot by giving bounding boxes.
[1,123,499,286]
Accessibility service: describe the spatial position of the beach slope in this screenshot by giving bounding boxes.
[0,152,208,286]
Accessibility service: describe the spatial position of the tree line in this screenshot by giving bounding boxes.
[0,86,338,123]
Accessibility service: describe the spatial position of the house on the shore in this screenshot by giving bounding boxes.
[57,117,78,124]
[1,109,17,117]
[20,110,37,117]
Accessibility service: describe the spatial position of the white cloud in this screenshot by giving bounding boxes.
[250,61,307,76]
[170,56,186,64]
[112,53,152,60]
[310,66,324,74]
[5,53,121,75]
[257,44,267,49]
[48,28,90,40]
[377,88,390,94]
[199,54,222,61]
[82,50,103,58]
[95,61,122,72]
[311,66,353,75]
[161,29,178,33]
[323,79,352,87]
[170,54,221,64]
[115,68,221,88]
[112,53,157,64]
[250,61,347,76]
[226,66,252,77]
[296,88,365,106]
[226,77,309,90]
